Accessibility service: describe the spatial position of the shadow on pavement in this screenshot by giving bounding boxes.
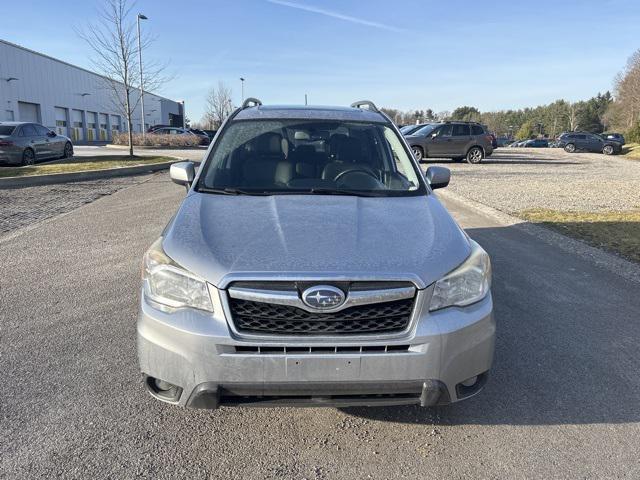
[343,222,640,426]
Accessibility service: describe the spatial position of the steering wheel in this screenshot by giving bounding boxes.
[333,168,379,183]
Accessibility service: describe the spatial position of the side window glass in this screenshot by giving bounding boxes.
[35,125,50,135]
[437,125,452,137]
[452,124,470,136]
[22,124,37,136]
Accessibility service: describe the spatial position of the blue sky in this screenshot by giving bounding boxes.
[3,0,640,122]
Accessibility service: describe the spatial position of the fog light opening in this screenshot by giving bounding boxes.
[455,371,489,399]
[461,376,478,387]
[144,375,183,403]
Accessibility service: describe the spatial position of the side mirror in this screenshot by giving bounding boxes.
[426,166,450,190]
[47,131,57,137]
[431,132,438,138]
[170,161,195,190]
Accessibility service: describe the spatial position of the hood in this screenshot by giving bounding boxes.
[162,193,471,289]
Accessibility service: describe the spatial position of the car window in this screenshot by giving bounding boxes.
[576,134,586,140]
[0,125,16,135]
[471,125,484,135]
[35,125,50,135]
[198,119,425,196]
[435,125,453,137]
[22,124,38,136]
[452,124,470,136]
[412,124,439,136]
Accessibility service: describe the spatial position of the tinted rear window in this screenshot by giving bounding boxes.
[22,124,38,136]
[452,124,470,136]
[0,125,15,135]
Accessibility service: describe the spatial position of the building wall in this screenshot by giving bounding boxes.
[0,39,181,142]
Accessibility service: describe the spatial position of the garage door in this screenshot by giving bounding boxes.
[55,107,68,136]
[18,102,41,123]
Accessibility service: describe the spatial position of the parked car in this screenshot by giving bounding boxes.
[600,132,625,145]
[496,136,512,147]
[557,132,622,155]
[203,129,218,140]
[147,124,170,133]
[154,126,210,145]
[405,121,494,164]
[523,139,549,148]
[400,123,429,136]
[137,99,495,410]
[0,121,73,166]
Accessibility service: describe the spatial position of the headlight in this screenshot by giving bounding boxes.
[429,240,491,311]
[142,238,213,312]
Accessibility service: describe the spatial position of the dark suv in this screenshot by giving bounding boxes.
[557,132,622,155]
[404,122,494,164]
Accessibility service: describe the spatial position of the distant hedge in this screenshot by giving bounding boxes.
[112,132,201,147]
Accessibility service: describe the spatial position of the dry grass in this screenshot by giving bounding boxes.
[621,143,640,159]
[112,132,202,147]
[520,209,640,263]
[0,156,172,178]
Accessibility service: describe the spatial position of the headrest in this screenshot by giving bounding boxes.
[256,132,283,155]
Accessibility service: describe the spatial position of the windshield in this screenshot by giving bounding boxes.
[197,119,424,196]
[0,125,16,136]
[400,124,422,135]
[412,124,440,136]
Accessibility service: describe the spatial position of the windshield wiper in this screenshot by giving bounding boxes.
[307,188,386,197]
[196,187,272,196]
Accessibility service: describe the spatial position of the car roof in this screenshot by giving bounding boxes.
[0,121,28,126]
[234,104,388,123]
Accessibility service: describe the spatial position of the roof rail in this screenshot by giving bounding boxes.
[242,97,262,109]
[350,100,379,113]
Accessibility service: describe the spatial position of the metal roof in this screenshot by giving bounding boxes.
[234,105,388,123]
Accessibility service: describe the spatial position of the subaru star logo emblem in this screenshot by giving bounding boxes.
[301,285,346,310]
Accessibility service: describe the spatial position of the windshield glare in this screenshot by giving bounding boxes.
[198,120,424,196]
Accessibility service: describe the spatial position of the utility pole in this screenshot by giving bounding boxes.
[137,13,148,137]
[305,94,308,106]
[240,77,245,103]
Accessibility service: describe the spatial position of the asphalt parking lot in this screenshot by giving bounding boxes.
[2,149,640,479]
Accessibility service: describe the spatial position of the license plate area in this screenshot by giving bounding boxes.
[285,356,361,381]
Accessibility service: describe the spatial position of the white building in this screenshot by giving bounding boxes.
[0,39,183,142]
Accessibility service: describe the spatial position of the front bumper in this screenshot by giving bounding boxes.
[137,286,495,408]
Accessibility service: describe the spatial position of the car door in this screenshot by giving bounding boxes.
[428,124,453,157]
[586,134,603,152]
[450,124,471,156]
[21,124,47,158]
[34,124,58,158]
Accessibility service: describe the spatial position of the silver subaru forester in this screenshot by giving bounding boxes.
[137,99,495,409]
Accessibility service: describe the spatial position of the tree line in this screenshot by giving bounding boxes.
[381,49,640,142]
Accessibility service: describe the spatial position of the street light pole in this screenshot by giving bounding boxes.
[240,77,245,103]
[181,101,186,129]
[137,13,148,137]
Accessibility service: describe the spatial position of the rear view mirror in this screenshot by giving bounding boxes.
[426,166,450,190]
[170,161,195,190]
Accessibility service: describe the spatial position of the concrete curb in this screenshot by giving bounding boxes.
[0,161,176,189]
[106,144,206,150]
[437,189,640,284]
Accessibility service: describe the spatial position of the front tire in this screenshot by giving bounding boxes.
[412,145,424,162]
[564,143,576,153]
[466,147,484,164]
[602,145,614,155]
[62,142,73,159]
[22,148,35,166]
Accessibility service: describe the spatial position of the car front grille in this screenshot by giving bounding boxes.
[227,282,416,336]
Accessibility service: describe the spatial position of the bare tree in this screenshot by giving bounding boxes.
[203,82,234,129]
[77,0,168,156]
